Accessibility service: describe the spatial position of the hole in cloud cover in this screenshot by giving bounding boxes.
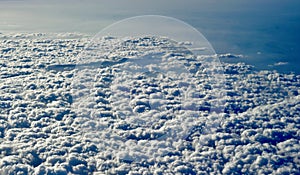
[71,15,226,163]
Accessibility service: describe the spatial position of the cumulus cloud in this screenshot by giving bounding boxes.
[268,62,289,67]
[0,33,299,174]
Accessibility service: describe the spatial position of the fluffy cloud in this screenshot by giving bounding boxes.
[0,33,299,174]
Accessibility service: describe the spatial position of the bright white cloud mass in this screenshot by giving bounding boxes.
[0,1,299,174]
[0,32,299,174]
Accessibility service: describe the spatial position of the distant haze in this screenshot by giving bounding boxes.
[1,0,299,74]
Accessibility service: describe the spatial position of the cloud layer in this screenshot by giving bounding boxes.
[0,33,299,174]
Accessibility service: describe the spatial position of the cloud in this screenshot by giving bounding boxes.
[274,62,289,66]
[0,32,299,174]
[218,53,244,59]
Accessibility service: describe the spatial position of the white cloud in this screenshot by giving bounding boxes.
[0,33,299,174]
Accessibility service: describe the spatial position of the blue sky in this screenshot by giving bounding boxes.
[1,0,299,73]
[1,0,298,34]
